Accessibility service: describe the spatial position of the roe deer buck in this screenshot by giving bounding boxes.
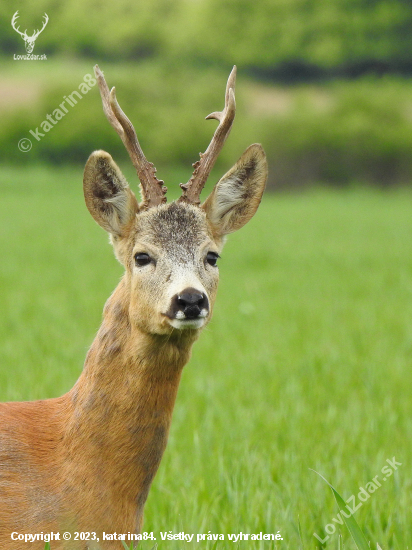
[0,65,267,549]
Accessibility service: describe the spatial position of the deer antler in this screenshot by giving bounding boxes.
[178,66,237,206]
[31,14,49,40]
[94,65,167,210]
[11,12,27,39]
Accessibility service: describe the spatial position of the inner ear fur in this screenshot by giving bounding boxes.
[202,143,268,237]
[83,150,139,237]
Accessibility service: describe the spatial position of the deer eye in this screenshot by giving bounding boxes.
[206,252,220,267]
[134,253,152,267]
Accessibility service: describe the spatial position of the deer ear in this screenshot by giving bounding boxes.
[83,150,139,237]
[202,144,268,237]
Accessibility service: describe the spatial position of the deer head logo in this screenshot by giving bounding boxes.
[11,11,49,54]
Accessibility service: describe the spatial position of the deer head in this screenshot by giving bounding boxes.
[11,11,48,54]
[83,66,268,337]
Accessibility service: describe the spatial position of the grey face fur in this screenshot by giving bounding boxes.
[83,144,268,336]
[128,202,220,334]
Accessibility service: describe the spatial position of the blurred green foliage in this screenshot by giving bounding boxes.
[3,62,412,188]
[2,0,412,74]
[2,0,412,187]
[260,77,412,187]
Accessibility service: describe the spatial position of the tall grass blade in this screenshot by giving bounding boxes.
[310,469,370,550]
[298,515,304,549]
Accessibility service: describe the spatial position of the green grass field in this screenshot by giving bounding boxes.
[1,165,411,548]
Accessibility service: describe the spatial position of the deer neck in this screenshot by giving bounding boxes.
[63,276,197,523]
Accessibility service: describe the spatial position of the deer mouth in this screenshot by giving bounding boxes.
[164,307,209,330]
[175,306,208,320]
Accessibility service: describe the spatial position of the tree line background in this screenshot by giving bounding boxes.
[2,0,412,189]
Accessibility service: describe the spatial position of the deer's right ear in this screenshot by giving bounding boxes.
[83,150,139,237]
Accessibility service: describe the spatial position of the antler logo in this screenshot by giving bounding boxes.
[11,11,49,54]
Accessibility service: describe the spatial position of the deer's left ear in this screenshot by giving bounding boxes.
[202,144,268,237]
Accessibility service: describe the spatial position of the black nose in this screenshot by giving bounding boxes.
[176,288,208,319]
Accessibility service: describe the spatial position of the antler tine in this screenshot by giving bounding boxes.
[33,14,49,38]
[11,12,26,38]
[178,66,237,206]
[94,65,167,210]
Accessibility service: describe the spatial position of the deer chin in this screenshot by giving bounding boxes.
[169,318,207,330]
[145,312,208,334]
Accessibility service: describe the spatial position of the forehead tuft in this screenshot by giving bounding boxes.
[136,202,209,247]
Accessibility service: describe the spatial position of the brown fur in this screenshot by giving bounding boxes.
[0,133,267,548]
